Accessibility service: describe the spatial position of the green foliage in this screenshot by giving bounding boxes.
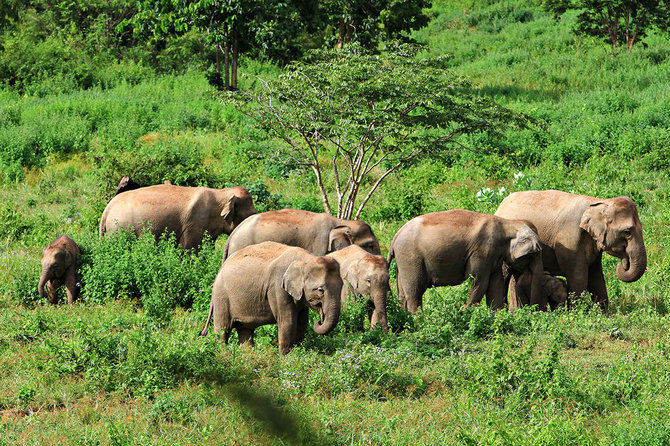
[543,0,670,50]
[93,134,219,197]
[45,323,236,397]
[233,43,540,219]
[80,229,220,324]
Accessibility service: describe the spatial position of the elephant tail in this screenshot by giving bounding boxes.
[200,297,215,337]
[99,212,107,236]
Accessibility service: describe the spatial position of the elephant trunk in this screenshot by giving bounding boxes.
[370,289,389,333]
[38,271,49,299]
[616,240,647,283]
[527,255,547,311]
[313,293,341,335]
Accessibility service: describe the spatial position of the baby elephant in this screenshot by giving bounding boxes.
[510,271,567,311]
[327,245,391,333]
[200,241,343,354]
[38,235,80,304]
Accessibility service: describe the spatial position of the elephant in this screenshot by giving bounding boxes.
[387,209,545,313]
[38,235,80,304]
[100,184,257,250]
[114,176,141,195]
[223,209,382,261]
[326,245,391,333]
[509,271,567,311]
[200,241,343,354]
[495,190,646,309]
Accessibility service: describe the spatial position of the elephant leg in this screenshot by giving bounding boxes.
[294,308,309,345]
[179,230,203,252]
[587,262,609,310]
[64,266,78,304]
[396,261,427,314]
[237,327,255,348]
[560,258,589,307]
[220,329,231,344]
[508,275,521,309]
[46,280,61,304]
[277,312,298,354]
[485,269,506,310]
[463,260,490,308]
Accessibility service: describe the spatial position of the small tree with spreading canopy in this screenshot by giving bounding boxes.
[230,44,540,220]
[543,0,670,51]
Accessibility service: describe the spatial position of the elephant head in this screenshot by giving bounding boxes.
[220,188,258,235]
[328,222,381,255]
[38,248,70,303]
[282,257,342,335]
[344,256,390,333]
[579,197,646,283]
[507,224,545,310]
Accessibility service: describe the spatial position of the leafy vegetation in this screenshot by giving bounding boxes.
[1,0,670,444]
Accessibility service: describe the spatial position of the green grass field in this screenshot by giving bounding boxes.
[2,1,670,444]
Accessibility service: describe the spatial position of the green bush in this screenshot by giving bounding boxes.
[94,134,219,196]
[80,229,221,325]
[45,324,237,397]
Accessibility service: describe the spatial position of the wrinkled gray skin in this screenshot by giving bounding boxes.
[38,235,80,304]
[100,184,257,250]
[223,209,382,261]
[200,241,343,354]
[327,245,390,333]
[496,190,646,309]
[509,271,567,311]
[388,210,545,313]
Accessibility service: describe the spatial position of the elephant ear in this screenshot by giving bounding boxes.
[579,202,609,251]
[510,225,542,262]
[282,260,306,303]
[328,226,353,253]
[220,195,237,223]
[343,261,360,291]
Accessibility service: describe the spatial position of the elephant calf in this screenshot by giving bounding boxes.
[388,210,545,313]
[327,245,391,333]
[39,235,80,304]
[509,271,567,311]
[201,241,343,354]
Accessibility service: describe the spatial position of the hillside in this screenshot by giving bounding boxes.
[1,1,670,444]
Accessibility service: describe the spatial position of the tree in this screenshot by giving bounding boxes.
[230,44,540,220]
[543,0,670,50]
[132,0,313,90]
[322,0,431,49]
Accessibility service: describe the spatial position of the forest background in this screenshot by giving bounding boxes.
[1,0,670,444]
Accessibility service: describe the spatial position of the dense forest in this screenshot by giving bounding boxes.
[1,0,670,444]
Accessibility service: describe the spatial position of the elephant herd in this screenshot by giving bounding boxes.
[38,179,647,354]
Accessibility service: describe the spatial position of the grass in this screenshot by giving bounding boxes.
[1,0,670,443]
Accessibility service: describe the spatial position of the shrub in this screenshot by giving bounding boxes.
[80,229,221,325]
[45,324,237,397]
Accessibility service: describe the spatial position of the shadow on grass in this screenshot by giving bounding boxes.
[204,371,339,446]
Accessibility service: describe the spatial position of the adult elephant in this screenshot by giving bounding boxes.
[223,209,381,260]
[100,184,257,250]
[200,241,343,354]
[495,190,646,309]
[388,210,545,313]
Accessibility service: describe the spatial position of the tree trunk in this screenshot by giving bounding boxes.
[231,26,239,90]
[224,29,230,90]
[338,17,346,50]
